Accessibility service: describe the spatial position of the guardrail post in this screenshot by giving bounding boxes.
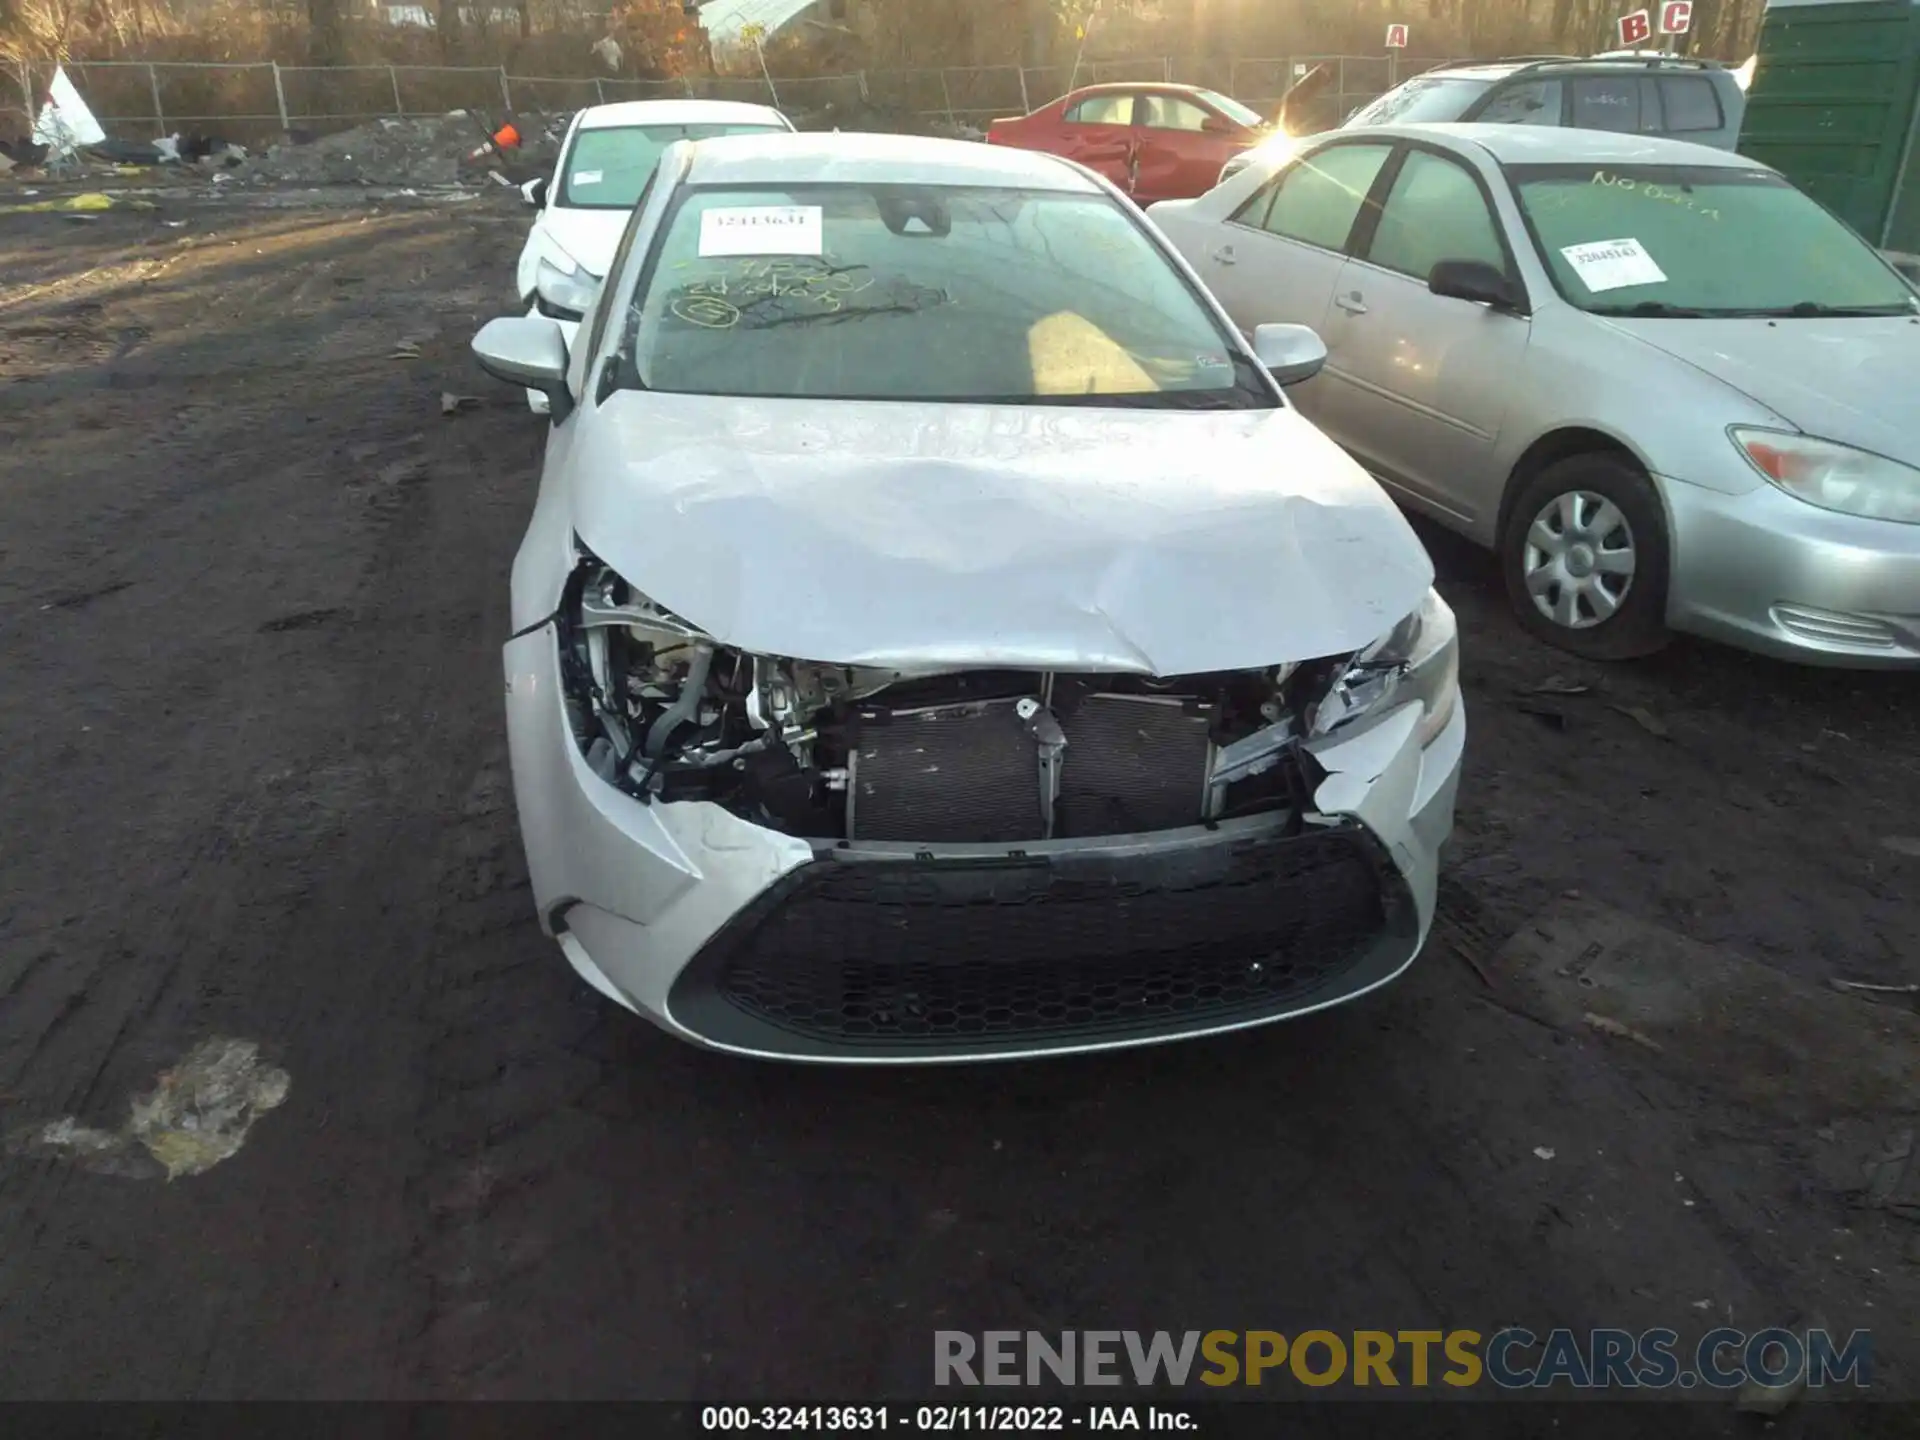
[388,65,403,115]
[857,69,869,102]
[271,61,290,130]
[1016,63,1030,113]
[939,66,954,125]
[147,62,166,137]
[595,78,606,103]
[1162,55,1172,81]
[498,65,512,111]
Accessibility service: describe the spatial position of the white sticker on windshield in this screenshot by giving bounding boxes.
[572,169,603,186]
[1560,236,1667,293]
[699,204,824,258]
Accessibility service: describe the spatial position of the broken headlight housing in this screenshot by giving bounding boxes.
[1309,588,1460,748]
[534,254,598,322]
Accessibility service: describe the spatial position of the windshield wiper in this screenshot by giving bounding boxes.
[1588,300,1711,318]
[1752,300,1916,318]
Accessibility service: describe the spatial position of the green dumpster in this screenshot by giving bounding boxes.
[1740,0,1920,256]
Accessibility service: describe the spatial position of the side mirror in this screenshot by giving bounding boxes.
[1251,322,1328,385]
[522,175,547,209]
[1428,258,1526,314]
[473,315,573,421]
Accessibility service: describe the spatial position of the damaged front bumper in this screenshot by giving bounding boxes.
[503,626,1464,1064]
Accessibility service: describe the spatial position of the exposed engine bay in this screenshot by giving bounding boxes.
[556,556,1385,844]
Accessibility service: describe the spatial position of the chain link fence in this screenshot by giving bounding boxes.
[13,52,1461,143]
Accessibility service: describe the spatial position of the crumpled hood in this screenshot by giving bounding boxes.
[569,395,1434,673]
[1606,315,1920,467]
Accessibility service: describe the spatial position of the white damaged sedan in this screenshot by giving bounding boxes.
[471,131,1465,1064]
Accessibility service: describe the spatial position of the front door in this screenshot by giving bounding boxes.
[1312,144,1531,527]
[1054,92,1140,192]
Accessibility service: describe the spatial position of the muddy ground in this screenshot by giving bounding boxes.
[1,192,1917,1432]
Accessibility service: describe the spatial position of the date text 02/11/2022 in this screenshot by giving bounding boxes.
[699,1406,1195,1431]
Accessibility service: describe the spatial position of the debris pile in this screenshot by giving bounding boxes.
[239,113,487,187]
[237,111,563,188]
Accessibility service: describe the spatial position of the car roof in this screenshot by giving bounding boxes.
[680,130,1105,192]
[1417,54,1728,81]
[1065,81,1220,97]
[576,99,789,131]
[1349,122,1767,168]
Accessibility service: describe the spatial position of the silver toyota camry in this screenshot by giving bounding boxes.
[1150,125,1920,666]
[472,132,1465,1064]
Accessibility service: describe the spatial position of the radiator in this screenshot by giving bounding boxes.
[845,690,1215,844]
[1056,693,1214,838]
[847,699,1044,843]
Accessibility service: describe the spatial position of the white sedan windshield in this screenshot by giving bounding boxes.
[559,124,786,209]
[622,182,1272,407]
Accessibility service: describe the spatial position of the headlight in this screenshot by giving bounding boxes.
[1310,588,1460,748]
[535,254,599,321]
[1731,427,1920,525]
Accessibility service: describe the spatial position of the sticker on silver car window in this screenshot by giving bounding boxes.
[1560,236,1667,293]
[573,169,603,185]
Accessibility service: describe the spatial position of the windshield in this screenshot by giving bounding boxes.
[1345,75,1493,127]
[559,123,787,209]
[621,183,1274,408]
[1510,163,1919,316]
[1198,89,1268,128]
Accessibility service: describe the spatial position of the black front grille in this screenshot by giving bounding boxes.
[668,823,1412,1058]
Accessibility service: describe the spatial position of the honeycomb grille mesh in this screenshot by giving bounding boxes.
[674,829,1390,1053]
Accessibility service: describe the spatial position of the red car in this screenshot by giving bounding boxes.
[986,82,1273,204]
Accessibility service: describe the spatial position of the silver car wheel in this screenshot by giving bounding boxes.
[1521,489,1637,631]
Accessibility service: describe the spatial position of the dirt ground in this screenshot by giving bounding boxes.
[1,190,1918,1431]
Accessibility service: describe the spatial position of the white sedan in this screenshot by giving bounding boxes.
[1150,124,1920,665]
[514,98,794,411]
[469,131,1464,1063]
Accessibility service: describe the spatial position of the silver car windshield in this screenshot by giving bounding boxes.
[1511,163,1919,317]
[559,124,786,210]
[1346,76,1493,126]
[621,182,1274,408]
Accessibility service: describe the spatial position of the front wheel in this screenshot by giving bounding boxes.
[1500,453,1671,661]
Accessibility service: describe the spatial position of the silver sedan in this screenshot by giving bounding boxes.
[469,131,1466,1064]
[1149,124,1920,666]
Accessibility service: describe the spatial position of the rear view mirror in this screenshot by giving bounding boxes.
[1201,114,1236,135]
[1428,258,1526,314]
[473,315,573,421]
[1251,322,1328,385]
[522,175,548,209]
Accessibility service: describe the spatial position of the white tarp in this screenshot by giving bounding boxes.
[698,0,822,45]
[32,66,108,152]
